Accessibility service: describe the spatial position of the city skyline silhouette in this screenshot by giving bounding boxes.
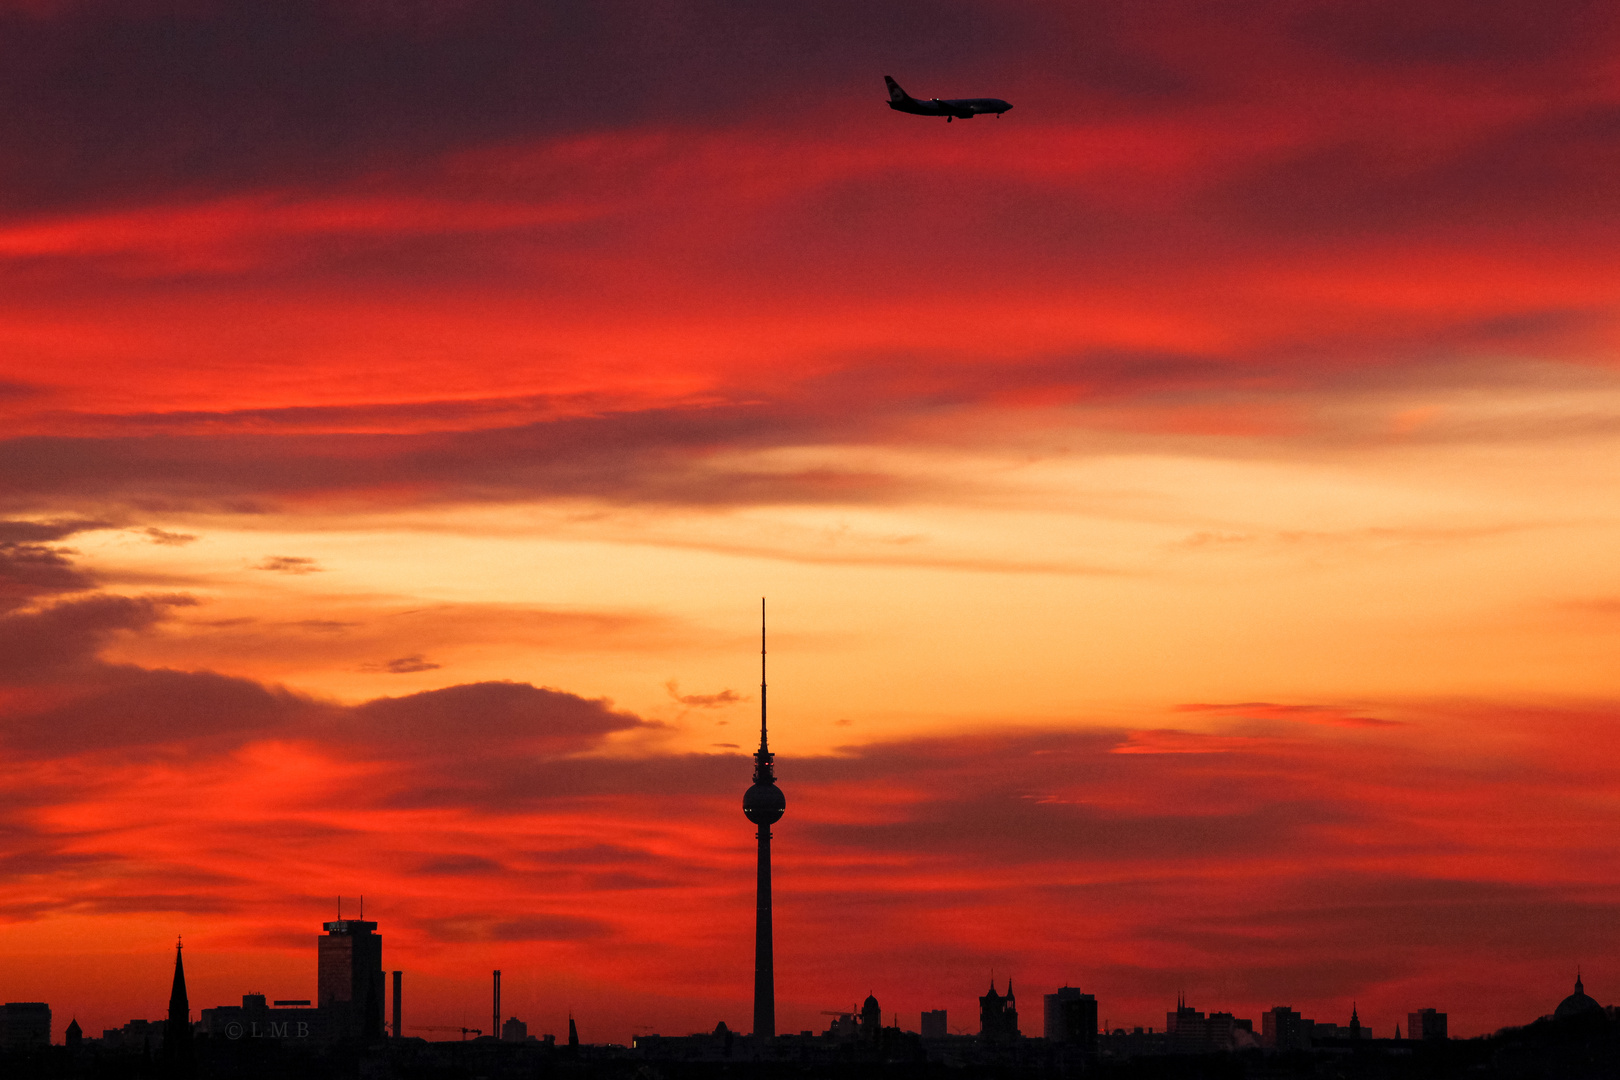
[4,0,1620,1066]
[0,551,1616,1043]
[2,608,1619,1079]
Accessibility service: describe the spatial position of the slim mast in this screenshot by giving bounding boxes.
[760,597,768,754]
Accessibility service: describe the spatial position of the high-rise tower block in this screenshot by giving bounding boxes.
[319,919,385,1040]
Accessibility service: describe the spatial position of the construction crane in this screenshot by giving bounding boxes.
[414,1025,483,1041]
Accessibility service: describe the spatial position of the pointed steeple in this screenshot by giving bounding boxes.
[166,937,194,1069]
[1576,967,1584,995]
[169,937,189,1023]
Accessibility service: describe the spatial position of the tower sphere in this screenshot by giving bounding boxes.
[743,781,785,824]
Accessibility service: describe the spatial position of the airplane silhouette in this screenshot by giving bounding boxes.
[884,76,1012,122]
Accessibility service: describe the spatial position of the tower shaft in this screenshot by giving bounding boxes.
[754,821,774,1039]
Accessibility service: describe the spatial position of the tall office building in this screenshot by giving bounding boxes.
[1408,1008,1447,1040]
[1262,1006,1308,1050]
[742,601,786,1040]
[318,919,385,1040]
[1164,996,1251,1053]
[921,1010,948,1039]
[1045,986,1098,1048]
[0,1003,51,1049]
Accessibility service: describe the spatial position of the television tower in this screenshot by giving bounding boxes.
[742,598,786,1040]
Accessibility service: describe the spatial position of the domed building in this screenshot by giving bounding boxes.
[860,994,883,1041]
[1554,972,1603,1021]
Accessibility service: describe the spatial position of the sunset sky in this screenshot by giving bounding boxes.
[3,0,1620,1045]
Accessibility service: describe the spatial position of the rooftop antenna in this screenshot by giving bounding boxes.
[760,597,767,755]
[360,895,364,919]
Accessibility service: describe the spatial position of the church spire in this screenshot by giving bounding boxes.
[166,937,193,1069]
[168,937,188,1021]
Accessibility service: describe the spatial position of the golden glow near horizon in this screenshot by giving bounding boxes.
[77,370,1620,755]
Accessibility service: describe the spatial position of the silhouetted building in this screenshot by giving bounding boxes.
[980,980,1019,1041]
[1262,1006,1308,1050]
[1216,1013,1255,1047]
[1555,973,1603,1020]
[102,1018,163,1051]
[1045,986,1098,1049]
[860,995,882,1042]
[1164,997,1249,1053]
[319,918,384,1040]
[502,1016,528,1042]
[165,940,193,1073]
[198,992,323,1041]
[1165,997,1203,1052]
[742,602,786,1040]
[0,1002,51,1049]
[921,1010,947,1039]
[568,1015,580,1047]
[1099,1025,1170,1058]
[392,971,403,1038]
[825,1011,859,1040]
[1409,1008,1447,1040]
[1313,1005,1364,1043]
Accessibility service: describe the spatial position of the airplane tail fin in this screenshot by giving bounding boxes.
[884,76,910,103]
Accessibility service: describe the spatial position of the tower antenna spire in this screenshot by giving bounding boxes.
[760,597,767,755]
